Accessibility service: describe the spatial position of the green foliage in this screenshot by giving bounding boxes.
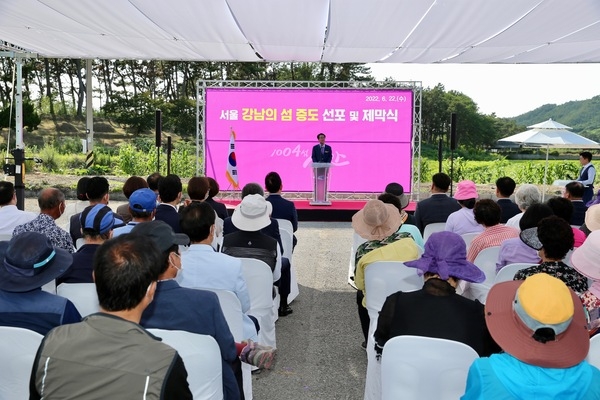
[117,141,196,177]
[102,92,160,134]
[0,101,42,130]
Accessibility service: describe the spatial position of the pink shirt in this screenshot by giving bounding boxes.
[467,224,519,262]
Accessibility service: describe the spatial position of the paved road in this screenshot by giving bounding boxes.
[22,199,368,399]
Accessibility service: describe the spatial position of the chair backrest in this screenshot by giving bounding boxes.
[423,223,446,243]
[587,333,600,369]
[147,329,223,400]
[0,233,12,241]
[279,228,294,260]
[0,326,44,400]
[239,258,274,312]
[41,279,56,294]
[202,289,244,342]
[461,232,480,251]
[381,335,478,400]
[364,261,423,321]
[275,218,293,234]
[75,238,85,249]
[56,283,100,317]
[472,246,502,286]
[493,263,537,284]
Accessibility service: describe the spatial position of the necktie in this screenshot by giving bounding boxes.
[321,146,324,155]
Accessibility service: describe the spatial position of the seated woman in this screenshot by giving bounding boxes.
[496,203,553,272]
[445,180,484,236]
[462,273,600,399]
[514,216,588,294]
[570,230,600,336]
[546,196,586,247]
[374,231,499,358]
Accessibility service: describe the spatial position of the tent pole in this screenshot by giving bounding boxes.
[543,144,549,201]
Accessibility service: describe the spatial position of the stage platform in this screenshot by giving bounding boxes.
[219,198,417,222]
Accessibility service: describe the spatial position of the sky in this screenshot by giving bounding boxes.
[367,63,600,119]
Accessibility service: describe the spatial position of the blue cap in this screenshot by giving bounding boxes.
[80,204,123,235]
[129,188,157,213]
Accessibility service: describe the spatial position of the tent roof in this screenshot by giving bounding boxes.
[498,128,600,148]
[2,0,600,63]
[527,118,572,130]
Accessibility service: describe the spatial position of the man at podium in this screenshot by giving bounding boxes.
[311,133,332,163]
[311,133,332,205]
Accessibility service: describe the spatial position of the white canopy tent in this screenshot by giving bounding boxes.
[2,0,600,63]
[498,118,600,198]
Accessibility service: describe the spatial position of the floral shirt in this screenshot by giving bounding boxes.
[513,261,589,294]
[581,290,600,335]
[354,231,414,269]
[13,213,75,253]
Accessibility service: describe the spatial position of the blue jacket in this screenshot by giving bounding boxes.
[57,244,100,285]
[140,280,240,400]
[462,353,600,399]
[154,204,182,233]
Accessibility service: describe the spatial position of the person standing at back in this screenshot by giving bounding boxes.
[577,151,596,205]
[413,173,461,234]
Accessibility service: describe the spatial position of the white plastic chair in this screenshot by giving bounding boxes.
[41,279,56,294]
[587,333,600,369]
[423,222,446,243]
[461,232,480,251]
[348,232,367,289]
[467,246,502,303]
[212,216,224,251]
[493,263,537,284]
[363,261,423,400]
[75,238,85,249]
[148,329,223,400]
[279,228,299,303]
[0,233,12,241]
[0,326,44,400]
[381,335,479,400]
[240,258,277,349]
[275,218,293,235]
[56,283,99,317]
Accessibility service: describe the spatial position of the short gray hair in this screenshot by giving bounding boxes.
[241,182,264,198]
[514,184,541,210]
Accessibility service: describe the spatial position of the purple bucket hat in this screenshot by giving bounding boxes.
[405,231,485,283]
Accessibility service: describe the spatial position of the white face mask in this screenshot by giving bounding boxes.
[171,253,183,278]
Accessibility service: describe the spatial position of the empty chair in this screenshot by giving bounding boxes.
[494,263,537,284]
[240,258,277,349]
[56,283,99,317]
[587,334,600,369]
[381,335,478,400]
[423,222,446,243]
[148,329,223,400]
[0,326,44,400]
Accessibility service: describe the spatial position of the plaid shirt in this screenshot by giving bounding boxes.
[13,213,75,253]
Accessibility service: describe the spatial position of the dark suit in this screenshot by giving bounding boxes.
[413,193,461,234]
[69,213,83,244]
[266,194,298,248]
[311,144,332,163]
[206,197,229,220]
[496,198,520,224]
[154,203,182,233]
[570,200,587,226]
[56,244,100,286]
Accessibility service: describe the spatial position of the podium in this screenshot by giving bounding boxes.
[310,162,332,205]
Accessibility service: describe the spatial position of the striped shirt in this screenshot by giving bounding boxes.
[467,224,519,262]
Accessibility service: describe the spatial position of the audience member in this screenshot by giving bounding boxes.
[155,173,183,233]
[62,176,90,222]
[69,176,110,243]
[384,182,416,225]
[583,203,600,236]
[182,176,223,241]
[577,151,596,204]
[146,172,162,195]
[515,216,588,294]
[445,180,484,235]
[378,193,424,249]
[57,204,122,285]
[112,188,157,237]
[495,177,520,223]
[0,232,80,335]
[375,232,498,358]
[496,203,553,271]
[29,234,192,399]
[564,181,587,226]
[467,199,518,262]
[265,171,299,248]
[546,196,586,247]
[115,175,148,223]
[413,173,460,234]
[352,199,419,347]
[206,177,229,220]
[505,184,541,230]
[178,202,259,341]
[13,188,74,253]
[570,230,600,336]
[462,273,600,399]
[135,220,274,399]
[0,181,36,235]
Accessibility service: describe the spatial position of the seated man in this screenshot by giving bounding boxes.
[136,220,275,400]
[0,181,36,235]
[155,174,183,233]
[68,176,110,244]
[0,232,81,335]
[462,273,600,399]
[413,173,461,234]
[495,177,520,223]
[115,175,149,224]
[57,204,123,285]
[564,181,587,226]
[467,199,519,262]
[112,188,157,237]
[29,234,192,399]
[265,171,298,248]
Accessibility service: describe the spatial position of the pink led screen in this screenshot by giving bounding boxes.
[205,88,414,193]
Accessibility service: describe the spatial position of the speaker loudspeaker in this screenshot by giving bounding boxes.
[155,110,162,148]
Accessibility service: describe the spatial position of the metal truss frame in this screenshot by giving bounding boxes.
[196,80,422,201]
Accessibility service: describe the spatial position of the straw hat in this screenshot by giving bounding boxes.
[352,199,401,240]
